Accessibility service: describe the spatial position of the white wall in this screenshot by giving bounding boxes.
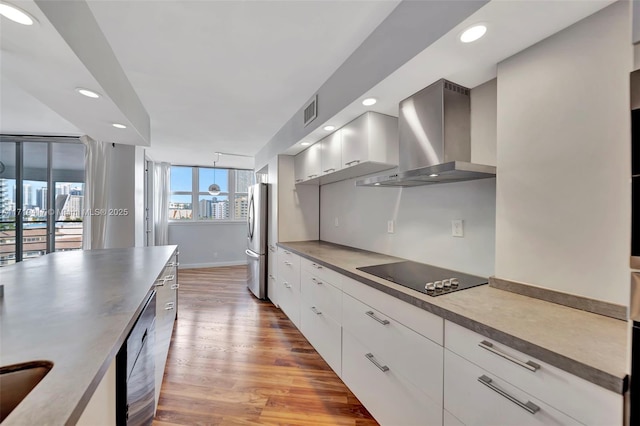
[495,1,632,305]
[168,222,247,268]
[104,144,135,249]
[320,178,496,277]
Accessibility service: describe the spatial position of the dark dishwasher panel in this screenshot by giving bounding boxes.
[117,291,156,426]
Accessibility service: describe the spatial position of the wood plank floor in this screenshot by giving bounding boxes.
[153,266,378,426]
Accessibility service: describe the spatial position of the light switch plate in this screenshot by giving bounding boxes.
[334,217,339,227]
[387,220,394,234]
[452,219,464,237]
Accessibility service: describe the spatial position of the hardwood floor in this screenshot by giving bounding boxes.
[153,266,378,426]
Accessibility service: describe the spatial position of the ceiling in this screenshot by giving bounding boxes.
[0,0,617,169]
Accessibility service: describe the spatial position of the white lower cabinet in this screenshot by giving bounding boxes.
[444,349,581,426]
[277,248,301,328]
[300,302,342,374]
[342,329,442,426]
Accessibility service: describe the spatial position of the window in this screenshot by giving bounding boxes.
[0,136,85,266]
[169,166,254,221]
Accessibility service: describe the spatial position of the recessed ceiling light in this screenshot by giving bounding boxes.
[460,25,487,43]
[374,183,381,186]
[324,125,336,131]
[76,88,100,99]
[362,98,377,106]
[112,123,127,129]
[301,142,310,146]
[0,2,35,25]
[429,173,439,177]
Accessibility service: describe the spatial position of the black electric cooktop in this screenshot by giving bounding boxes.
[357,261,487,297]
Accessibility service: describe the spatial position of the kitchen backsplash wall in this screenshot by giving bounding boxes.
[320,178,496,278]
[495,1,631,306]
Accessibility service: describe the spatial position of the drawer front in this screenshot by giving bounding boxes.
[300,302,342,375]
[267,272,278,306]
[444,349,581,426]
[301,270,342,323]
[300,257,343,289]
[445,321,622,426]
[277,277,300,328]
[278,250,300,287]
[342,275,443,345]
[342,329,442,426]
[342,293,443,404]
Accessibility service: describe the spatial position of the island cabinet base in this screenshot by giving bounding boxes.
[77,360,117,426]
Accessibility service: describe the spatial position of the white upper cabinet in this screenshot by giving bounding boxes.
[294,142,322,184]
[295,111,399,186]
[634,0,640,44]
[320,131,342,175]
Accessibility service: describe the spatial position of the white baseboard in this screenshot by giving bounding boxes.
[179,260,248,269]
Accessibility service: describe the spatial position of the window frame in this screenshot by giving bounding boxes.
[169,165,253,223]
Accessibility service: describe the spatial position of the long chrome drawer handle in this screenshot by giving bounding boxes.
[283,282,292,288]
[312,263,323,269]
[478,341,540,372]
[311,306,322,315]
[284,250,291,254]
[284,261,292,266]
[365,353,389,372]
[155,278,166,287]
[168,262,180,268]
[164,274,175,281]
[164,302,175,311]
[366,311,390,325]
[311,277,323,285]
[478,375,540,414]
[171,283,179,290]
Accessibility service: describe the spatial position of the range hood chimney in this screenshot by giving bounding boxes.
[356,79,496,187]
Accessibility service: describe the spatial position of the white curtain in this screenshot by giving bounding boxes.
[80,135,111,250]
[154,162,170,246]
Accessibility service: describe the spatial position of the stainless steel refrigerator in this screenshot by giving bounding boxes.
[246,183,268,299]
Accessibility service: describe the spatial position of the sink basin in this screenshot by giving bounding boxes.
[0,361,53,422]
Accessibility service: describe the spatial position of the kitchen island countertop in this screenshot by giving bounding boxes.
[277,240,628,394]
[0,245,177,425]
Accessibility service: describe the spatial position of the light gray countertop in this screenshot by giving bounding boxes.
[277,240,629,394]
[0,245,177,425]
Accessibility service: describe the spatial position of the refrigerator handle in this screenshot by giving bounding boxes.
[247,194,255,239]
[245,249,260,259]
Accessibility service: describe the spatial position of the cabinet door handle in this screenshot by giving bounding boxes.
[155,278,166,287]
[284,261,292,266]
[311,306,322,315]
[295,179,303,183]
[168,262,180,268]
[478,375,540,414]
[283,282,292,288]
[311,277,323,285]
[284,250,291,255]
[164,274,175,281]
[308,174,318,178]
[478,341,540,372]
[171,283,179,290]
[164,302,175,311]
[365,353,389,372]
[365,310,390,325]
[345,160,360,166]
[311,263,323,269]
[268,274,275,279]
[323,168,335,173]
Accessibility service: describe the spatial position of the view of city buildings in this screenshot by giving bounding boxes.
[0,177,84,265]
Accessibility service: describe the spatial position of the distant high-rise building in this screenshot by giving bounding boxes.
[234,195,248,219]
[235,170,254,193]
[0,179,7,218]
[211,198,229,219]
[23,183,32,208]
[36,187,48,210]
[56,183,71,196]
[199,199,212,219]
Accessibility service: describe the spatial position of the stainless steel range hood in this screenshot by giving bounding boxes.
[356,79,496,187]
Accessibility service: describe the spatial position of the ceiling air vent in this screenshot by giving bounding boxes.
[303,95,318,127]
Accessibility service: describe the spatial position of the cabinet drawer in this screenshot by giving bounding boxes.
[277,277,300,329]
[277,248,300,284]
[342,275,443,345]
[444,349,581,426]
[445,321,622,425]
[300,257,343,289]
[342,329,442,426]
[301,270,342,323]
[300,302,341,375]
[342,293,443,404]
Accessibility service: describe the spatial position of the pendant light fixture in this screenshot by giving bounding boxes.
[208,153,221,196]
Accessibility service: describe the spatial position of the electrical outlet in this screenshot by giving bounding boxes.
[334,217,339,227]
[452,220,464,237]
[387,220,394,234]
